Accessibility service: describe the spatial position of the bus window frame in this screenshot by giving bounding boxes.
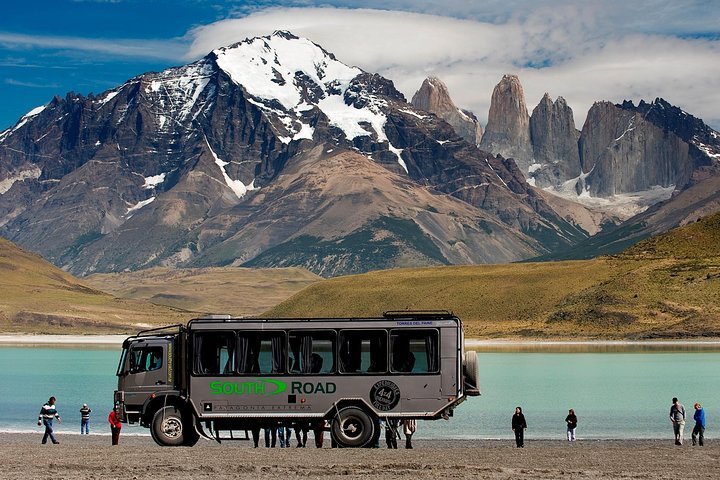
[287,329,337,375]
[389,328,441,375]
[337,329,389,375]
[234,330,288,377]
[190,330,238,377]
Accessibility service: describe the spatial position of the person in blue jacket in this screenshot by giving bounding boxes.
[692,403,706,446]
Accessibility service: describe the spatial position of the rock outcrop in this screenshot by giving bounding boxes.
[580,101,696,196]
[528,94,581,187]
[479,74,534,174]
[411,77,483,145]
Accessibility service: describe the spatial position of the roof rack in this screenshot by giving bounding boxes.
[136,324,185,337]
[383,310,455,319]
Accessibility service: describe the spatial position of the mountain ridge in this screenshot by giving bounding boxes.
[0,32,584,277]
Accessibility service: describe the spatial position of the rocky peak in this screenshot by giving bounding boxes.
[579,100,696,196]
[479,74,533,173]
[411,77,483,145]
[619,98,720,165]
[528,93,581,187]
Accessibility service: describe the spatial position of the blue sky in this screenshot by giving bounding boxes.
[2,0,719,130]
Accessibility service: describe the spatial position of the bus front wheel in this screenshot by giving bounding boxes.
[331,406,375,448]
[151,406,188,447]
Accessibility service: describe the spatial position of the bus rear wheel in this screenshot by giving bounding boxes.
[151,406,189,447]
[331,406,375,448]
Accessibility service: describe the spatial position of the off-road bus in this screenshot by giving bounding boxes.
[114,311,480,447]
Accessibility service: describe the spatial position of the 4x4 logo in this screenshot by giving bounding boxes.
[370,380,400,411]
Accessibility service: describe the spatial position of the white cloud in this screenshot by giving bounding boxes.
[0,32,186,61]
[186,6,720,129]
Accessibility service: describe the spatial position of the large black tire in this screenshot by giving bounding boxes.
[463,350,481,396]
[151,406,188,447]
[331,406,376,448]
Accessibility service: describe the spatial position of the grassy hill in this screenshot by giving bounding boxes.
[266,213,720,339]
[0,237,187,334]
[85,267,321,317]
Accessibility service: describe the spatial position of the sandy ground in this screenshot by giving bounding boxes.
[1,433,718,479]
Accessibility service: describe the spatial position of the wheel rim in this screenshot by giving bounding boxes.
[162,416,182,439]
[341,416,364,441]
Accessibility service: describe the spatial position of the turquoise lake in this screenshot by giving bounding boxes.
[0,346,716,440]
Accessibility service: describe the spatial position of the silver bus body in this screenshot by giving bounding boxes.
[114,311,480,447]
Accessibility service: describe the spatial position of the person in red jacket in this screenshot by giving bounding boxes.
[108,405,122,445]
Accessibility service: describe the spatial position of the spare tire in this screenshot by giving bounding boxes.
[463,350,481,396]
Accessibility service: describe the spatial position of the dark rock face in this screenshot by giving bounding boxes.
[411,77,483,146]
[0,32,586,276]
[479,74,534,174]
[529,94,581,187]
[580,101,698,196]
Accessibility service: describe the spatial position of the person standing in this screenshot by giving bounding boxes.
[38,396,61,444]
[512,407,527,448]
[669,397,686,445]
[294,420,309,447]
[312,420,325,448]
[264,425,277,448]
[80,403,92,435]
[385,419,400,449]
[402,419,416,449]
[692,403,705,446]
[565,409,577,442]
[108,405,122,445]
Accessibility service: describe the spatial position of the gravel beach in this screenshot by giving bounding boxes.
[2,433,718,479]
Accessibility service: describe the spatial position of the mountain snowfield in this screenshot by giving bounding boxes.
[0,31,718,275]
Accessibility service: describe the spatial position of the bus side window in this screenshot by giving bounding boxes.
[339,330,387,374]
[241,332,286,374]
[289,331,336,374]
[193,332,236,375]
[390,330,439,374]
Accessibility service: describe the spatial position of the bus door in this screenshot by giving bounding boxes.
[120,338,175,406]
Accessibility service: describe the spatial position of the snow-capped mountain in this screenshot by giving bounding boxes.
[0,32,585,276]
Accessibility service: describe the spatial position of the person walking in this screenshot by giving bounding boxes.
[669,397,686,445]
[38,396,61,444]
[385,419,400,449]
[692,403,705,446]
[512,406,527,448]
[80,403,92,435]
[108,405,122,445]
[565,408,577,442]
[402,419,416,449]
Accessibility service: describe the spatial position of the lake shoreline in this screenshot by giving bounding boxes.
[1,434,717,479]
[2,333,720,347]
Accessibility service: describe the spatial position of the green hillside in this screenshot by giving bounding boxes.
[0,237,186,334]
[266,212,720,339]
[621,214,720,259]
